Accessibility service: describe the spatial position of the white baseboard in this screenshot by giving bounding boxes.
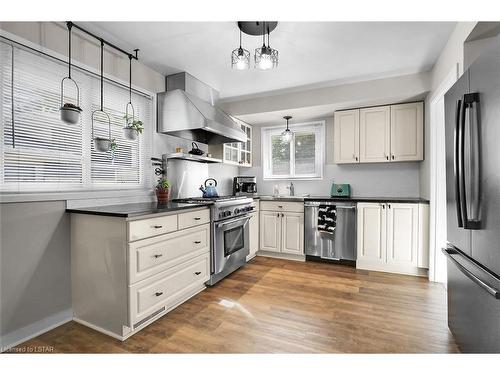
[256,251,305,262]
[0,308,72,352]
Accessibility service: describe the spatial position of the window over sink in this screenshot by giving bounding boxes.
[262,121,324,180]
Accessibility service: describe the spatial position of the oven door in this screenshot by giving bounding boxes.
[213,215,250,274]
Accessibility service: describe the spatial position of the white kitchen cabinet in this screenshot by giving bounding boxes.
[334,109,360,164]
[260,210,281,253]
[359,106,391,163]
[334,102,423,164]
[356,202,428,276]
[357,203,386,264]
[247,211,259,260]
[208,118,252,167]
[281,212,304,255]
[390,102,424,162]
[259,202,305,257]
[386,203,418,268]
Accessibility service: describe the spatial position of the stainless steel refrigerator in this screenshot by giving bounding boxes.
[444,36,500,353]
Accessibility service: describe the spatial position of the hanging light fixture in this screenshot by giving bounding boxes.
[231,29,250,70]
[281,115,293,143]
[255,22,278,70]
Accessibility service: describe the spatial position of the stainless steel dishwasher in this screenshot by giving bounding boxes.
[304,200,357,263]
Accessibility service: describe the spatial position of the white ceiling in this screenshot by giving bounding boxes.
[81,22,456,99]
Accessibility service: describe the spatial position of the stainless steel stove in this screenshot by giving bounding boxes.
[173,196,254,285]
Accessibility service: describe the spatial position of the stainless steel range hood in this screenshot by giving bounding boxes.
[157,73,247,144]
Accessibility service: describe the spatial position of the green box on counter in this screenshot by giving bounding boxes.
[330,183,351,197]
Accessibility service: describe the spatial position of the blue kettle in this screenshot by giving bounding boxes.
[200,178,219,198]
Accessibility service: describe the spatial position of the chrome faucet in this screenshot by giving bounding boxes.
[289,181,295,197]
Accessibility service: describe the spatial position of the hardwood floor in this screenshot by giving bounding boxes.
[11,257,458,353]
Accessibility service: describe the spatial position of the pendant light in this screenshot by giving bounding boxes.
[91,40,113,153]
[281,115,293,143]
[59,22,82,125]
[231,29,250,70]
[255,22,278,70]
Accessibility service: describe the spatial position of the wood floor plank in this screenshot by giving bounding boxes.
[9,257,458,353]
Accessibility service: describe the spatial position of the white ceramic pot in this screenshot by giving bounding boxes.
[123,127,138,140]
[60,105,81,124]
[94,137,111,152]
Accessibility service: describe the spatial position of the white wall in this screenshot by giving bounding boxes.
[240,116,421,197]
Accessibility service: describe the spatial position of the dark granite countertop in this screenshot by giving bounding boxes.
[66,202,212,218]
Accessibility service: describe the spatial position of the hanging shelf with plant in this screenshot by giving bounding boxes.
[60,22,82,125]
[123,51,143,140]
[92,40,115,153]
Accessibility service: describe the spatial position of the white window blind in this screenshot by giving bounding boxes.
[262,121,325,180]
[0,40,152,192]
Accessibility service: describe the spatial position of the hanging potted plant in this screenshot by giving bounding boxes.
[92,40,114,153]
[123,115,143,140]
[60,23,82,125]
[155,177,171,204]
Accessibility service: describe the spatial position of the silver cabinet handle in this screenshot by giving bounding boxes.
[155,292,163,297]
[217,216,250,227]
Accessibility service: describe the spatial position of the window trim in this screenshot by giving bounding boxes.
[261,120,325,180]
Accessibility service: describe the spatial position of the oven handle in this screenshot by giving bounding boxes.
[216,216,251,228]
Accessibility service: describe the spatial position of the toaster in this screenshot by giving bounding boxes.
[330,183,351,197]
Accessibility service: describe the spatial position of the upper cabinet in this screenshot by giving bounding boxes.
[390,102,424,162]
[334,102,423,164]
[208,118,252,167]
[333,109,360,163]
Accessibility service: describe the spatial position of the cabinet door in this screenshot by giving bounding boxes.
[260,211,281,253]
[390,102,423,161]
[359,106,391,163]
[357,203,386,264]
[247,212,259,260]
[334,109,360,163]
[281,212,304,255]
[386,203,418,267]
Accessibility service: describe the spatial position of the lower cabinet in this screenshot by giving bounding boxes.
[259,210,304,255]
[357,202,428,276]
[247,211,259,260]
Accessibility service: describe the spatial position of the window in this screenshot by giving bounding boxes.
[262,121,324,180]
[0,40,152,192]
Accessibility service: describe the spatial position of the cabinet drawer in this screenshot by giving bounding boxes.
[260,201,304,213]
[128,214,178,242]
[129,253,209,325]
[178,209,210,230]
[129,224,210,283]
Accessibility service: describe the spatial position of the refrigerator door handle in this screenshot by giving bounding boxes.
[462,92,481,230]
[443,248,500,299]
[454,99,464,227]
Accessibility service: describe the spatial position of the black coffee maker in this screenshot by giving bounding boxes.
[233,176,257,196]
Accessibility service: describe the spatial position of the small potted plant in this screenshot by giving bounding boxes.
[60,102,82,124]
[94,137,117,153]
[123,115,144,140]
[155,177,171,204]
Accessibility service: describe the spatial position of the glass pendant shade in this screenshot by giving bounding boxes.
[255,45,278,70]
[231,47,250,70]
[281,115,293,143]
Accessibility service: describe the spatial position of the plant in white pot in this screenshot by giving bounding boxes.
[123,115,144,140]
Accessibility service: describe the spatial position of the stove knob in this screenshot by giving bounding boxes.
[234,208,241,215]
[225,210,232,217]
[219,212,224,219]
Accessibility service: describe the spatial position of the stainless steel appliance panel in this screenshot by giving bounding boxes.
[444,70,472,256]
[469,41,500,276]
[304,201,356,261]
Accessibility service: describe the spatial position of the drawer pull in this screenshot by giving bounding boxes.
[155,292,163,297]
[193,217,201,220]
[152,225,163,229]
[194,271,202,275]
[277,205,283,208]
[152,254,163,259]
[194,241,202,244]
